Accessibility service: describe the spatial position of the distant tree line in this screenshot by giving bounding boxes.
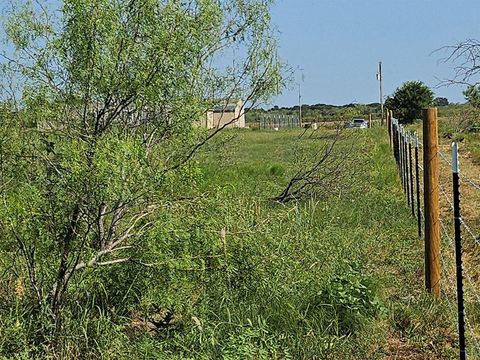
[247,83,477,126]
[247,103,382,123]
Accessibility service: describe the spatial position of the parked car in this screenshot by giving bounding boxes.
[348,118,368,129]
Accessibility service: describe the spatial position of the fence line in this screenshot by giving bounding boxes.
[390,108,480,359]
[256,114,300,129]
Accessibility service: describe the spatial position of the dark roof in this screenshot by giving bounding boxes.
[213,104,237,113]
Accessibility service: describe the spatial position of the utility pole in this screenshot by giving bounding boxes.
[298,67,304,126]
[298,83,302,126]
[377,61,384,126]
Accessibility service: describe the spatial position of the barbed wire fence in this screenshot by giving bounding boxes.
[389,108,480,360]
[257,114,300,129]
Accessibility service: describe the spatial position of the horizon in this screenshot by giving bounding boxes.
[251,99,466,111]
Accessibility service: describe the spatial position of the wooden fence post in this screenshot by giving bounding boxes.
[423,107,440,297]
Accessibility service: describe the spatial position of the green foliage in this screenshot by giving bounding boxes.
[220,318,292,360]
[247,102,381,124]
[0,128,458,358]
[463,85,480,108]
[386,81,434,123]
[312,261,385,336]
[434,97,449,107]
[0,2,460,358]
[0,0,283,356]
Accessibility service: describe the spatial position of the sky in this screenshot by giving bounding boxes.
[2,0,478,108]
[269,0,480,107]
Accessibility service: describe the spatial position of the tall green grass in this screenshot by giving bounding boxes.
[0,128,457,358]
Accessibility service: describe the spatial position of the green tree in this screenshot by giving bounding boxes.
[434,97,449,107]
[463,85,480,108]
[0,0,283,346]
[387,81,434,123]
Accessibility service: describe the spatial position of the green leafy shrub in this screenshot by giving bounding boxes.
[309,262,384,336]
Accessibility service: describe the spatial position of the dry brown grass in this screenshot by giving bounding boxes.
[383,335,439,360]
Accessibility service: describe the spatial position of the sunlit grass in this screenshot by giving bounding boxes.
[0,127,459,359]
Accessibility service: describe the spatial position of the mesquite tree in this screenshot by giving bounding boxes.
[0,0,282,331]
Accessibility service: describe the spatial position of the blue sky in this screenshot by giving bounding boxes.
[270,0,480,106]
[2,1,478,107]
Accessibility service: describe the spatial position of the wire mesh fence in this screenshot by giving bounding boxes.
[390,112,480,359]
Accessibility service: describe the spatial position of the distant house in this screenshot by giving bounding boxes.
[201,99,246,129]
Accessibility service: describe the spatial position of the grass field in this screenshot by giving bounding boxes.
[0,126,461,359]
[188,127,457,359]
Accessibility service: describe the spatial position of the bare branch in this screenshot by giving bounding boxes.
[436,39,480,85]
[272,128,360,203]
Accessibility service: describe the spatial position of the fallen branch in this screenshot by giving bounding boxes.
[272,128,357,203]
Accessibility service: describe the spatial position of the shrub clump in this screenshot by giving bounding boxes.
[308,262,385,336]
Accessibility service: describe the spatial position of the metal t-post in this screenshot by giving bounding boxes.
[452,142,466,360]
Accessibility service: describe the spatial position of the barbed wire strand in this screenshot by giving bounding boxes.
[440,219,480,303]
[399,129,480,355]
[438,152,480,248]
[440,250,456,298]
[440,252,455,290]
[460,218,480,246]
[440,283,456,315]
[440,219,454,248]
[460,175,480,192]
[437,176,480,247]
[438,151,452,166]
[462,266,480,305]
[438,149,480,191]
[439,183,455,211]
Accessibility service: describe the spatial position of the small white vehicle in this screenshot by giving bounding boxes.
[349,118,368,129]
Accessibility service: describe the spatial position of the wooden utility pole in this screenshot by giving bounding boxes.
[423,108,440,297]
[368,113,372,128]
[377,61,384,126]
